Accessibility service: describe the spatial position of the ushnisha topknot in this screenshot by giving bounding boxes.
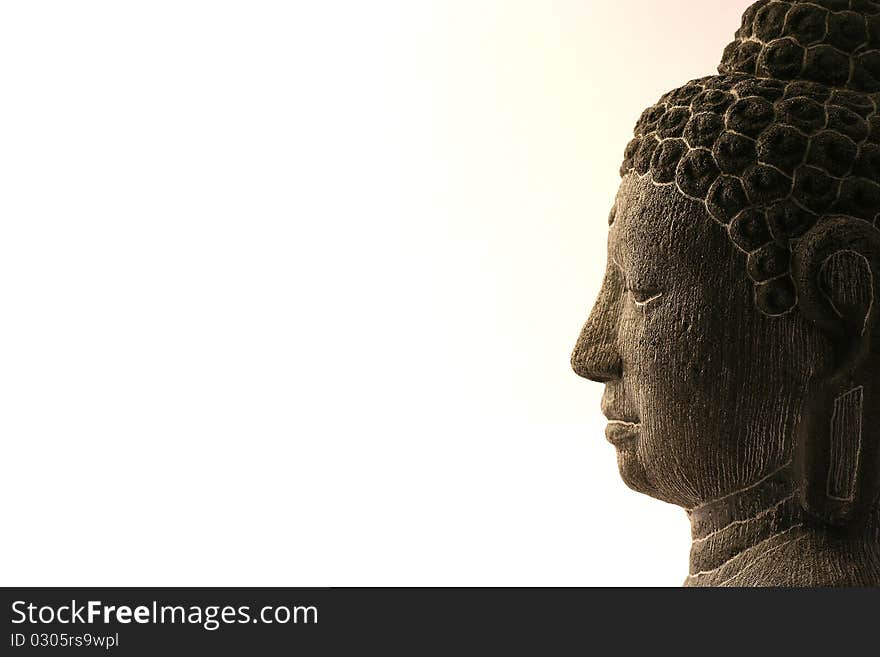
[619,0,880,317]
[721,0,880,90]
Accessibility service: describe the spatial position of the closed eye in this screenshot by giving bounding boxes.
[610,255,663,307]
[629,288,663,307]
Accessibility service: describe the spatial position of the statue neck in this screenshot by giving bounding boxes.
[681,462,880,586]
[684,462,802,585]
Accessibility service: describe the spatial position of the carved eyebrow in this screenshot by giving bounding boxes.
[609,239,632,276]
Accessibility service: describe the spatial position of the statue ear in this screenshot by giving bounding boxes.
[794,216,880,348]
[792,217,880,526]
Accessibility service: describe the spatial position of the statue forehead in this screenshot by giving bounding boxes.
[610,175,728,272]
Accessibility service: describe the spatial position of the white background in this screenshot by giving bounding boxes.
[1,0,752,586]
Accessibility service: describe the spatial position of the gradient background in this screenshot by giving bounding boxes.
[1,0,754,586]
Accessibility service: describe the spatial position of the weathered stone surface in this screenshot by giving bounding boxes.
[572,0,880,587]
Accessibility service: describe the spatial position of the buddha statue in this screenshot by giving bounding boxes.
[571,0,880,586]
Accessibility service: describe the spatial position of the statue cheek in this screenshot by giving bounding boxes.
[678,360,705,390]
[629,305,720,401]
[623,302,688,366]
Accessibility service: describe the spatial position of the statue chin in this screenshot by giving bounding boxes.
[614,446,657,501]
[571,0,880,586]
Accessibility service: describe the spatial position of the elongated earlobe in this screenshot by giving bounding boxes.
[792,217,880,525]
[827,386,864,503]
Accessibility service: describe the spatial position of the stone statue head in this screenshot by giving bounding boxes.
[572,0,880,585]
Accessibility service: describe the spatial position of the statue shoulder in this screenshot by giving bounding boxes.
[709,530,880,587]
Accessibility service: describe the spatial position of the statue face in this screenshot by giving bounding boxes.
[572,175,833,508]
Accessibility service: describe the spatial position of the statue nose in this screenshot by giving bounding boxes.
[571,269,623,383]
[571,315,622,383]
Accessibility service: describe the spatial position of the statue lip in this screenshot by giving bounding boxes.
[605,419,641,446]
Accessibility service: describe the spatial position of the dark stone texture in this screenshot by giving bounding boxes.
[730,207,774,251]
[684,112,725,148]
[851,51,880,91]
[793,165,839,212]
[754,2,791,42]
[650,138,688,183]
[734,77,787,101]
[766,199,818,239]
[707,174,750,223]
[636,104,666,134]
[869,12,880,47]
[807,130,858,176]
[783,4,828,45]
[758,38,805,79]
[835,177,880,219]
[748,242,791,281]
[714,131,759,174]
[783,80,832,101]
[753,274,797,315]
[867,115,880,142]
[812,0,850,11]
[825,11,868,53]
[756,124,808,174]
[573,0,880,587]
[802,46,851,87]
[633,137,658,175]
[830,89,875,117]
[658,107,691,138]
[676,148,720,199]
[727,96,776,136]
[742,164,793,204]
[776,96,826,132]
[854,143,880,178]
[691,89,735,114]
[726,40,764,75]
[826,105,869,142]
